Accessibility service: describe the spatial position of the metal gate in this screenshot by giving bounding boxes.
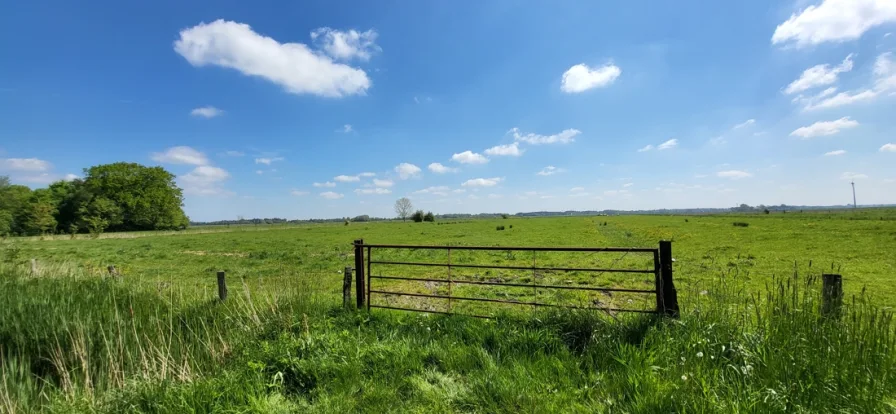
[351,240,678,318]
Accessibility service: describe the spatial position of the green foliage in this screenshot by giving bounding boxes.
[83,163,188,231]
[501,213,509,219]
[0,210,12,236]
[77,196,123,235]
[496,225,505,230]
[412,210,425,223]
[16,198,58,235]
[423,211,435,222]
[352,215,370,222]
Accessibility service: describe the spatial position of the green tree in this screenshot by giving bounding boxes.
[0,210,12,236]
[423,211,435,222]
[411,210,425,223]
[83,163,188,231]
[17,198,58,235]
[77,197,122,234]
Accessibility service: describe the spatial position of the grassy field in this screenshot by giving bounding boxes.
[2,209,896,412]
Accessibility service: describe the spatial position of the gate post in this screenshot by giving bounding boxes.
[343,266,353,309]
[354,239,366,309]
[659,241,679,317]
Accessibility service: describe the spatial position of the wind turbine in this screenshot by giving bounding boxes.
[851,181,856,209]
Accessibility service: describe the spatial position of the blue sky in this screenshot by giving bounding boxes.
[2,0,895,221]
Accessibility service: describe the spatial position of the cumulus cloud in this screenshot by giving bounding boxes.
[320,191,344,199]
[484,142,523,157]
[414,186,451,196]
[657,139,678,150]
[334,174,361,182]
[190,106,224,118]
[790,53,895,111]
[716,170,753,179]
[570,187,585,192]
[510,127,580,145]
[451,151,489,164]
[536,166,564,176]
[790,117,859,139]
[824,150,847,156]
[354,187,391,195]
[841,172,868,180]
[313,181,336,188]
[637,144,654,152]
[427,162,458,174]
[151,146,209,166]
[802,89,878,111]
[174,20,372,98]
[63,173,80,181]
[179,166,232,196]
[310,28,380,61]
[560,63,622,93]
[255,157,284,165]
[462,177,503,187]
[1,158,52,172]
[358,172,376,177]
[373,178,393,188]
[784,55,854,95]
[394,163,422,179]
[772,0,896,47]
[880,143,896,152]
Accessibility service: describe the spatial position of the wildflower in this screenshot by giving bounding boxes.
[696,352,704,358]
[681,375,688,381]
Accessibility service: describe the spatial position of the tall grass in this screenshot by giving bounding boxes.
[1,264,894,412]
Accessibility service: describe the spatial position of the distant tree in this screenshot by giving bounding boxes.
[395,197,413,221]
[17,200,58,235]
[83,163,188,231]
[353,215,370,222]
[77,197,122,234]
[423,211,435,222]
[411,210,425,223]
[0,210,12,236]
[501,213,509,219]
[0,176,9,189]
[764,208,770,215]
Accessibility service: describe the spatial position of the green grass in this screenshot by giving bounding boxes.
[2,209,896,412]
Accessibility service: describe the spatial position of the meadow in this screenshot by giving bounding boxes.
[2,209,896,412]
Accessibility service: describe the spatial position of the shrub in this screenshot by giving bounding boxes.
[764,209,770,215]
[733,222,749,227]
[501,214,509,219]
[509,225,513,229]
[684,219,689,223]
[496,225,505,231]
[411,210,425,223]
[423,212,435,222]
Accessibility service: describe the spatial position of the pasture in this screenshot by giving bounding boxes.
[2,209,896,412]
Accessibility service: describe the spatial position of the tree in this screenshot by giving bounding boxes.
[0,210,12,236]
[423,211,435,222]
[411,210,425,223]
[77,197,122,234]
[17,200,57,235]
[394,197,413,221]
[83,163,188,231]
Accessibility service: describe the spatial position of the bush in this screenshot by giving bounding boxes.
[501,214,509,219]
[733,222,749,227]
[496,225,505,231]
[764,209,770,214]
[509,225,513,229]
[411,210,425,223]
[423,212,435,222]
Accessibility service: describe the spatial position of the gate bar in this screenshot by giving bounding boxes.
[369,275,656,293]
[368,260,655,273]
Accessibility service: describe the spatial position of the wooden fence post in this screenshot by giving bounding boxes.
[343,266,353,308]
[822,274,843,318]
[354,239,366,309]
[107,265,119,277]
[659,241,679,317]
[30,259,38,276]
[217,271,228,301]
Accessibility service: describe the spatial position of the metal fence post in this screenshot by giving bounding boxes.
[217,271,227,301]
[343,266,353,309]
[822,274,843,318]
[354,239,366,309]
[659,241,679,317]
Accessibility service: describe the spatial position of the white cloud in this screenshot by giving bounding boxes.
[414,186,451,196]
[359,172,376,177]
[151,146,209,166]
[452,189,466,194]
[623,182,634,188]
[341,124,353,133]
[17,174,56,184]
[539,195,554,199]
[510,127,580,145]
[334,174,361,182]
[657,139,678,150]
[570,192,590,197]
[772,0,896,47]
[841,172,868,180]
[570,187,585,192]
[803,89,878,110]
[354,188,391,195]
[824,150,847,156]
[637,144,654,152]
[484,142,523,157]
[784,55,854,94]
[255,157,284,165]
[716,170,753,179]
[291,190,309,196]
[1,158,52,172]
[373,178,393,188]
[451,151,489,164]
[174,20,371,98]
[320,191,344,199]
[462,177,503,187]
[875,52,896,91]
[428,162,458,174]
[313,181,336,188]
[880,143,896,152]
[394,163,422,179]
[603,190,630,197]
[221,150,244,157]
[789,117,859,139]
[63,173,80,181]
[560,63,622,93]
[310,28,379,61]
[190,106,224,118]
[732,119,756,129]
[536,166,564,176]
[179,165,231,196]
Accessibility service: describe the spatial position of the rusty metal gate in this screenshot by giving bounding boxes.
[351,240,678,318]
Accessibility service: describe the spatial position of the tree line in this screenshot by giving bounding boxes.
[0,163,189,236]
